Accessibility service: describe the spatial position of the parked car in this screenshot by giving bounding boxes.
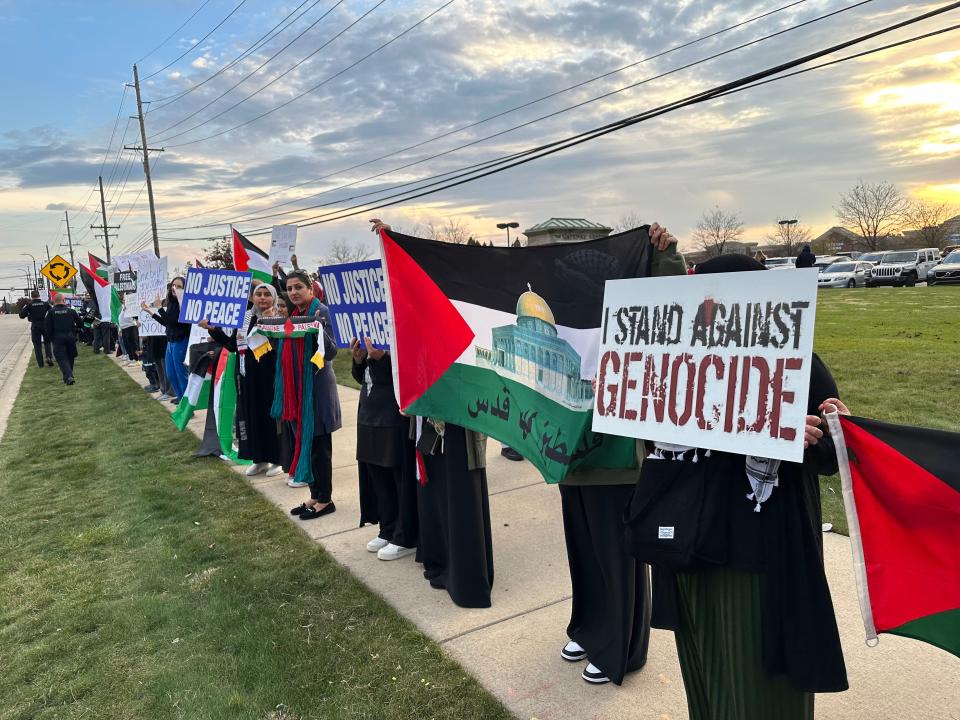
[835,251,863,260]
[818,261,874,288]
[813,255,845,272]
[858,251,887,265]
[866,248,940,287]
[928,250,960,285]
[764,257,793,269]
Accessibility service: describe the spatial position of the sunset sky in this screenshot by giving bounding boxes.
[1,0,958,292]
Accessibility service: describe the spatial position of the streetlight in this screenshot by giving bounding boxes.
[779,219,798,252]
[496,221,520,247]
[20,253,38,290]
[21,268,32,294]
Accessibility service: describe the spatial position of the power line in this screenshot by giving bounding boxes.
[136,0,215,64]
[155,0,824,227]
[98,86,129,178]
[154,0,388,143]
[188,0,871,230]
[142,0,249,81]
[163,0,458,148]
[148,0,319,108]
[243,4,960,233]
[151,0,348,137]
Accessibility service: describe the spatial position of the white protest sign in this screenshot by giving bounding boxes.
[269,225,297,266]
[591,268,818,462]
[186,323,211,366]
[137,256,168,337]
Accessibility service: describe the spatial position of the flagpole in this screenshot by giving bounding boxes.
[825,411,879,647]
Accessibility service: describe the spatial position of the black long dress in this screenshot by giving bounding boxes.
[416,424,494,608]
[209,317,281,466]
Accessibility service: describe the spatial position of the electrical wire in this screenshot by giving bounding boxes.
[241,3,960,233]
[151,0,348,137]
[142,0,249,81]
[163,0,458,147]
[136,0,215,64]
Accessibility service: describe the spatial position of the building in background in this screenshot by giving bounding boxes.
[523,218,612,246]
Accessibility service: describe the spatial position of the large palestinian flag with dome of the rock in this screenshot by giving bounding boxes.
[827,413,960,659]
[379,227,654,484]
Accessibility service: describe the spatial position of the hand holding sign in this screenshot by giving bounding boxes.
[364,336,385,361]
[179,267,252,330]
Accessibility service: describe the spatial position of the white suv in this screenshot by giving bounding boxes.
[866,248,939,287]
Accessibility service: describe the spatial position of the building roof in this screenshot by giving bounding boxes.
[813,226,860,243]
[524,217,612,234]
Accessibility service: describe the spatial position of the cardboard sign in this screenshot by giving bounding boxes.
[318,259,389,349]
[179,267,252,330]
[113,270,138,293]
[137,257,168,337]
[269,225,297,266]
[591,269,819,462]
[40,254,77,288]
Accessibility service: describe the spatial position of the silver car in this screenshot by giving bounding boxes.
[818,261,873,288]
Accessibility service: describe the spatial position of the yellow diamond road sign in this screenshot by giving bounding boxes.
[40,255,78,288]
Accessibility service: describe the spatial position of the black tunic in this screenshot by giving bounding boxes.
[649,354,848,693]
[416,424,494,608]
[209,319,281,466]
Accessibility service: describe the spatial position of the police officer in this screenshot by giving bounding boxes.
[18,290,53,368]
[44,294,81,385]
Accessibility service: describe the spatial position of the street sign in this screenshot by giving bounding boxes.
[40,255,78,288]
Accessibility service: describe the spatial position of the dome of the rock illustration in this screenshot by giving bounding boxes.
[516,285,555,327]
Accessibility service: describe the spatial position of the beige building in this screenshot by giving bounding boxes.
[523,217,612,246]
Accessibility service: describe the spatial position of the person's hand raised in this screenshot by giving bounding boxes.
[198,318,211,331]
[364,337,385,361]
[648,222,678,252]
[369,218,391,234]
[350,337,367,364]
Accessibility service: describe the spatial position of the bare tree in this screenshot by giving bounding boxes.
[692,207,744,257]
[904,200,956,248]
[766,218,813,257]
[322,238,373,266]
[612,211,645,232]
[834,180,908,251]
[424,217,473,244]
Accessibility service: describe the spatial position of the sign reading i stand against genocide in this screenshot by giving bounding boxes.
[592,268,819,462]
[178,267,252,330]
[319,259,390,349]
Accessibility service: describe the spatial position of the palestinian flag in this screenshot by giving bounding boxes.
[88,252,110,280]
[379,227,655,484]
[212,349,246,463]
[171,370,211,431]
[80,263,121,323]
[257,317,325,368]
[232,228,272,284]
[827,413,960,659]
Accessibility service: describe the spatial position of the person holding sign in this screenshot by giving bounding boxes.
[627,255,848,720]
[142,277,191,402]
[351,337,418,561]
[200,282,283,477]
[279,271,341,521]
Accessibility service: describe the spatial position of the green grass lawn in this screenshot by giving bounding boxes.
[333,348,360,390]
[813,286,960,533]
[0,353,511,720]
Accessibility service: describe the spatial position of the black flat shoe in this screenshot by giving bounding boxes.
[290,503,309,516]
[299,502,336,520]
[46,359,53,366]
[500,446,524,462]
[65,377,75,386]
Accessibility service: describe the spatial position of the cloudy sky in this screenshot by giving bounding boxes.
[1,0,958,293]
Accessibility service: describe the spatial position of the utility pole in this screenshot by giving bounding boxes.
[128,64,163,258]
[45,244,51,266]
[64,210,77,291]
[92,175,119,264]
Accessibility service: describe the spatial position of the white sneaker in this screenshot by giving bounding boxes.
[245,462,269,477]
[367,537,390,553]
[582,663,610,684]
[286,478,309,488]
[157,393,171,401]
[377,543,416,561]
[561,641,587,662]
[265,464,285,477]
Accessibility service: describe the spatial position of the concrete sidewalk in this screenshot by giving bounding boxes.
[112,356,957,720]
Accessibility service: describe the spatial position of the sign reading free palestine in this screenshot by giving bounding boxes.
[592,268,819,463]
[178,267,252,330]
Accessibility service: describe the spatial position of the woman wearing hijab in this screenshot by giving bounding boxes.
[629,254,848,720]
[351,337,418,560]
[279,271,341,520]
[200,281,284,477]
[142,277,191,402]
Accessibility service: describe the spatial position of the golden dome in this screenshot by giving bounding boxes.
[516,285,556,326]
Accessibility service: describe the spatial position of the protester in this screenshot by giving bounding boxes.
[19,290,53,368]
[351,337,418,560]
[557,222,685,686]
[279,270,341,520]
[796,244,816,268]
[142,277,190,402]
[628,254,848,720]
[44,294,81,385]
[117,296,141,366]
[92,309,115,356]
[200,281,284,477]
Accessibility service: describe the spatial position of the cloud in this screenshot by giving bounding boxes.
[45,202,69,211]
